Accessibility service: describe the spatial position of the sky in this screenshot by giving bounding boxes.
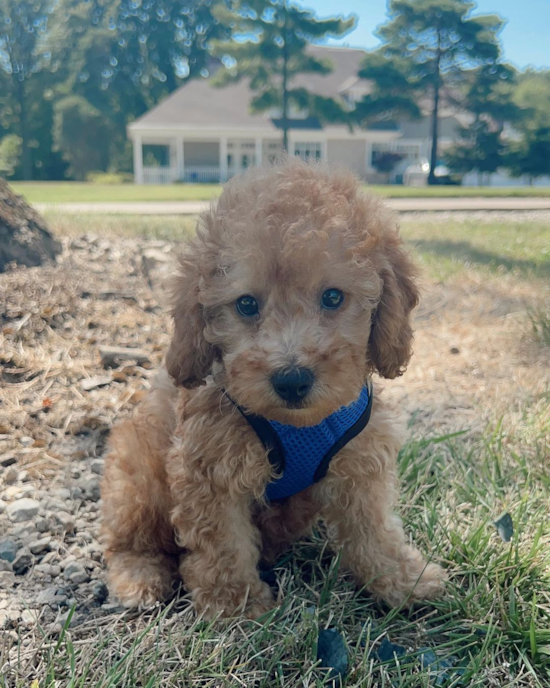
[310,0,550,69]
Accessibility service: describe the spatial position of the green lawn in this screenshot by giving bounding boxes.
[12,180,550,203]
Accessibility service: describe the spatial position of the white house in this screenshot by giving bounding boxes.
[129,45,521,186]
[128,46,457,184]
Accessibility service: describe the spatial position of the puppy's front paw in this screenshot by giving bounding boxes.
[193,580,275,619]
[407,561,447,603]
[107,551,178,609]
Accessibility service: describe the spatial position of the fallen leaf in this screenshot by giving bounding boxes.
[494,512,514,542]
[317,627,348,680]
[376,637,407,662]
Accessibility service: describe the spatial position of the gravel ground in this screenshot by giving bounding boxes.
[0,234,173,645]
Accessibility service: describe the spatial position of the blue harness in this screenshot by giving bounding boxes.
[233,384,373,501]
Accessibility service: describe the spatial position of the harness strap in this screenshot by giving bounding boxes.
[231,383,373,501]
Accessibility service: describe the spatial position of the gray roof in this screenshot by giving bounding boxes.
[132,46,372,131]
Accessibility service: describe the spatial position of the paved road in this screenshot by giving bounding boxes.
[35,196,550,215]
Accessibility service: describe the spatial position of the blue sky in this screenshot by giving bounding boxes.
[310,0,550,69]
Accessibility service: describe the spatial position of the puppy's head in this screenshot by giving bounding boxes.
[167,159,418,426]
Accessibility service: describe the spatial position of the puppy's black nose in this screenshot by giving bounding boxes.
[271,367,314,403]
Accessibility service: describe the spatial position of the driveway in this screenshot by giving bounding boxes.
[35,196,550,215]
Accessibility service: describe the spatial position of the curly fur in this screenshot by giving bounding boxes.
[101,159,446,617]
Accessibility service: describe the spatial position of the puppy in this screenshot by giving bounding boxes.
[101,159,446,617]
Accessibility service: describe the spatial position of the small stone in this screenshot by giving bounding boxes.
[70,486,83,500]
[0,499,6,514]
[450,347,460,355]
[12,548,32,574]
[52,511,75,533]
[21,609,37,626]
[64,562,90,585]
[90,459,104,475]
[35,517,50,533]
[81,477,100,502]
[101,602,125,613]
[0,571,16,588]
[18,470,31,482]
[59,555,76,570]
[0,454,17,468]
[3,467,18,485]
[37,587,68,607]
[0,540,19,563]
[0,560,13,572]
[29,537,52,555]
[91,580,108,604]
[53,488,72,501]
[7,498,40,522]
[12,523,36,540]
[19,436,35,447]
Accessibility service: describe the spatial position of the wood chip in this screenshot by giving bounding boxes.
[80,375,112,391]
[98,346,151,369]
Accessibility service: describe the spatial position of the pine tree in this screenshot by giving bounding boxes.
[445,64,518,184]
[359,0,504,184]
[212,1,354,152]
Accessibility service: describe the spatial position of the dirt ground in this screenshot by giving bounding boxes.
[0,218,548,678]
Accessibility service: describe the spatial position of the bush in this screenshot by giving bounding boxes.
[85,171,134,184]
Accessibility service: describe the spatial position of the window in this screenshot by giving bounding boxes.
[294,142,322,161]
[143,144,170,168]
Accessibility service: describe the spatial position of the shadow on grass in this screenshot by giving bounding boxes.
[411,239,549,278]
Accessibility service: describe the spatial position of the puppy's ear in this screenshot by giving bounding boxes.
[165,247,214,388]
[368,234,419,379]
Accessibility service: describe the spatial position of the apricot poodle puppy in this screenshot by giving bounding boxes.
[101,159,446,618]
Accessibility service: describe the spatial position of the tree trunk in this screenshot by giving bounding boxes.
[16,77,33,180]
[281,0,289,153]
[428,37,442,186]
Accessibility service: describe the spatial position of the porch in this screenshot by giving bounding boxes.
[131,135,330,184]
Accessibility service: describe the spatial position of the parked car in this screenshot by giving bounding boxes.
[403,158,462,186]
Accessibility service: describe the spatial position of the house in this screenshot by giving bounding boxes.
[127,46,466,185]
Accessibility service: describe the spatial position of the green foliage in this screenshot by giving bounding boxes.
[0,134,22,177]
[359,0,506,184]
[53,96,110,180]
[506,127,550,182]
[212,0,354,150]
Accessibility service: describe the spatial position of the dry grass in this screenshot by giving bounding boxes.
[1,211,548,686]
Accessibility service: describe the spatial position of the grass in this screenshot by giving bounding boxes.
[11,181,550,204]
[4,212,549,686]
[6,407,549,686]
[46,212,550,283]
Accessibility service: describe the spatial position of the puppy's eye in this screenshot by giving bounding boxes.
[236,295,259,317]
[321,288,344,310]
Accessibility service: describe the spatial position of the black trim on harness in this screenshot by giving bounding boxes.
[230,384,373,495]
[313,387,373,482]
[233,405,286,474]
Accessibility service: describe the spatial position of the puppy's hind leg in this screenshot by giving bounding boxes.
[101,388,180,608]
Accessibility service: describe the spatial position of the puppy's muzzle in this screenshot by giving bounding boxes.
[271,367,314,405]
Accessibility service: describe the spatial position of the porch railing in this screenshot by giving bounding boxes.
[142,165,245,184]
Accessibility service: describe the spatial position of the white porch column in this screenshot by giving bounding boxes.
[175,135,184,181]
[321,139,328,162]
[255,137,263,167]
[364,141,373,172]
[133,134,143,184]
[220,136,228,182]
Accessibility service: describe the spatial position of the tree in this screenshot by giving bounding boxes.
[53,96,110,179]
[506,127,550,185]
[212,1,354,151]
[46,0,231,174]
[361,0,505,184]
[0,0,54,179]
[0,134,21,177]
[444,64,518,184]
[503,70,550,183]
